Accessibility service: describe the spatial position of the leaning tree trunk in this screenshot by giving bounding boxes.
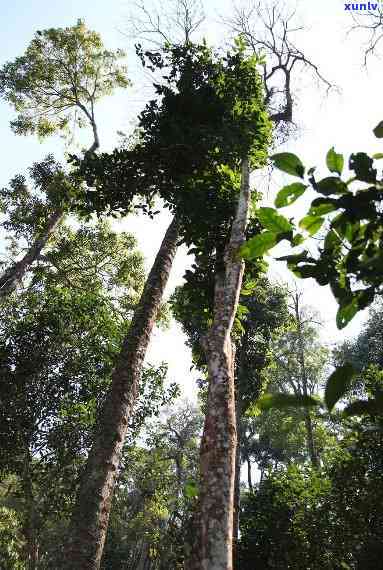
[62,216,179,569]
[188,158,250,570]
[0,208,64,298]
[0,134,99,299]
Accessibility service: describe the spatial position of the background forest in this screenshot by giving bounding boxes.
[0,1,382,569]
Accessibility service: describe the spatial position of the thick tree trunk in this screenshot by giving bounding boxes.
[232,414,241,568]
[188,158,250,570]
[62,216,179,569]
[0,208,64,298]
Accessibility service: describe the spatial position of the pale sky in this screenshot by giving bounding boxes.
[0,0,381,401]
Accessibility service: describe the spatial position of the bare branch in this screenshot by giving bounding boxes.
[223,0,334,142]
[126,0,205,47]
[347,6,383,65]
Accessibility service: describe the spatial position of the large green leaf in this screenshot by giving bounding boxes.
[308,197,338,217]
[299,215,324,236]
[316,177,348,196]
[257,207,293,232]
[257,392,320,411]
[326,147,344,175]
[240,231,277,259]
[271,153,305,178]
[325,363,356,411]
[275,182,307,208]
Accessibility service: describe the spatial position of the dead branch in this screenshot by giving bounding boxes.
[224,1,334,141]
[127,0,205,47]
[348,6,383,65]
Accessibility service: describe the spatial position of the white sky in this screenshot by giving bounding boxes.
[0,0,381,401]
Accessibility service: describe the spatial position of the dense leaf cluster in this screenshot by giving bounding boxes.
[70,40,271,254]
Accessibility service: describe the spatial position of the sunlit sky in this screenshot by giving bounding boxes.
[1,0,381,400]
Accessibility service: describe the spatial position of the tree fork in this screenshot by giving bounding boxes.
[61,216,180,569]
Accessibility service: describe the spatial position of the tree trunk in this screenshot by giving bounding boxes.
[292,292,320,469]
[0,208,64,298]
[62,216,180,569]
[232,416,241,569]
[246,457,253,492]
[21,450,40,570]
[187,158,250,570]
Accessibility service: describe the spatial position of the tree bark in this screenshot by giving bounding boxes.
[187,158,250,570]
[232,408,241,569]
[0,208,64,298]
[61,216,180,569]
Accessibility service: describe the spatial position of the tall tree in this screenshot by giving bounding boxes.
[65,39,270,568]
[62,215,180,568]
[0,20,129,297]
[172,272,290,561]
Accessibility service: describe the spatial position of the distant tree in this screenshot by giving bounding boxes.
[239,423,383,569]
[0,21,129,297]
[102,404,202,570]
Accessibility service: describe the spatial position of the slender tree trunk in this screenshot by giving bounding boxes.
[0,208,64,298]
[62,216,180,569]
[292,292,319,469]
[187,158,250,570]
[246,457,253,492]
[21,451,40,570]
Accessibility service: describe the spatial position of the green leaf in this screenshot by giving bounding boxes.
[271,153,305,178]
[299,215,324,236]
[292,233,305,246]
[316,177,348,196]
[372,152,383,159]
[325,363,356,411]
[240,232,277,259]
[336,297,359,329]
[258,392,320,411]
[257,207,293,232]
[373,120,383,138]
[308,197,338,216]
[326,147,344,175]
[275,182,307,208]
